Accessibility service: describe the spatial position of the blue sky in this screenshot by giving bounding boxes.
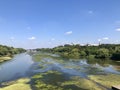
[0,0,120,49]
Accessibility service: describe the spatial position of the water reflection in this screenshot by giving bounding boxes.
[0,53,34,82]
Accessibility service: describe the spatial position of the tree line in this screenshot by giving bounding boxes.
[0,45,26,57]
[36,44,120,61]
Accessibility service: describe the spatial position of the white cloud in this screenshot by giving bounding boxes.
[88,10,93,14]
[98,39,101,42]
[65,31,73,35]
[103,37,109,40]
[51,38,55,41]
[116,28,120,31]
[28,36,36,40]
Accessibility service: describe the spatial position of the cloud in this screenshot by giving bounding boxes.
[88,10,93,14]
[98,39,101,42]
[28,36,36,40]
[116,28,120,31]
[51,38,55,41]
[65,31,73,35]
[103,37,109,40]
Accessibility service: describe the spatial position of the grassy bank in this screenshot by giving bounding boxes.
[0,78,32,90]
[88,74,120,89]
[0,57,12,63]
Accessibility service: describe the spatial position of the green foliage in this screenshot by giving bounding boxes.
[0,45,26,62]
[35,44,120,61]
[95,48,109,58]
[80,51,86,56]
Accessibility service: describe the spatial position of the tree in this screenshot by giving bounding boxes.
[95,48,109,58]
[80,51,86,56]
[69,48,80,59]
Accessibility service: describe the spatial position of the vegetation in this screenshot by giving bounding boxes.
[0,57,12,63]
[0,45,26,62]
[89,74,120,89]
[0,50,119,90]
[31,71,103,90]
[0,78,31,90]
[36,44,120,61]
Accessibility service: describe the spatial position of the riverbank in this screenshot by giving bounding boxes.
[0,78,32,90]
[0,57,12,63]
[0,44,26,63]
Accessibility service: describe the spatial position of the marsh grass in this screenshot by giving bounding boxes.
[89,74,120,89]
[0,78,31,90]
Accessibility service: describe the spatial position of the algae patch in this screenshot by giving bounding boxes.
[89,74,120,89]
[0,78,32,90]
[31,71,103,90]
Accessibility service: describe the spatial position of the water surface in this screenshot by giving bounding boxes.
[0,53,34,82]
[0,52,120,83]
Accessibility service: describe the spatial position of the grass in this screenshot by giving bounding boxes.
[0,57,11,63]
[89,74,120,89]
[0,78,32,90]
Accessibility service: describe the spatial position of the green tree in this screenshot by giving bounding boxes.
[69,48,80,59]
[95,48,109,58]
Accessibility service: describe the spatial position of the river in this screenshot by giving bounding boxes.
[0,52,120,84]
[0,53,34,82]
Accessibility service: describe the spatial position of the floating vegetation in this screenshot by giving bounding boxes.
[31,71,66,90]
[89,74,120,89]
[31,71,104,90]
[0,78,31,90]
[62,76,104,90]
[26,53,120,90]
